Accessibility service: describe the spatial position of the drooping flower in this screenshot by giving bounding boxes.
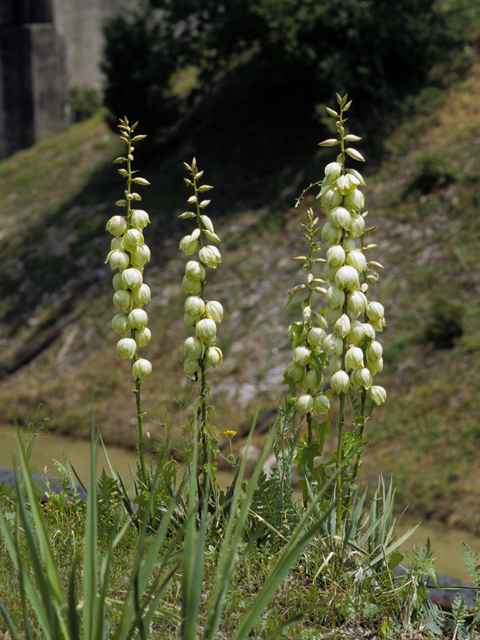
[199,245,221,269]
[117,338,137,359]
[331,370,350,394]
[195,318,217,343]
[133,358,152,380]
[370,385,387,405]
[205,346,223,367]
[296,394,314,414]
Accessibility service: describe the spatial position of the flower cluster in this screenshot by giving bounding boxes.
[285,94,386,417]
[318,98,386,405]
[105,118,152,380]
[283,208,332,418]
[180,159,223,379]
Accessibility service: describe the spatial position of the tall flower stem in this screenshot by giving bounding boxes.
[179,159,223,496]
[106,117,153,487]
[134,379,148,483]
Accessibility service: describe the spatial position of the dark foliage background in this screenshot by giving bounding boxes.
[102,0,461,151]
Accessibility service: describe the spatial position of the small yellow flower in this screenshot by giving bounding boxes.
[223,430,236,438]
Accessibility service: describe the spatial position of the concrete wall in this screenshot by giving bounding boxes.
[0,0,138,157]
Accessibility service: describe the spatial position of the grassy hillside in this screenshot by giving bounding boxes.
[1,32,480,533]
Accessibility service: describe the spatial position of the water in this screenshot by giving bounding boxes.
[0,425,141,485]
[0,425,478,583]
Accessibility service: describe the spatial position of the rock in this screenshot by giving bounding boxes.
[0,464,87,502]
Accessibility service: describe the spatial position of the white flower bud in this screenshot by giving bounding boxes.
[112,272,126,291]
[121,268,143,291]
[301,369,320,393]
[331,370,350,394]
[182,275,202,295]
[323,334,343,356]
[349,213,365,238]
[334,314,351,338]
[362,323,376,341]
[351,367,372,390]
[322,221,343,245]
[130,209,150,230]
[321,187,342,208]
[201,214,214,233]
[345,346,364,370]
[324,162,342,180]
[314,395,330,414]
[344,188,364,211]
[185,260,206,281]
[113,290,133,313]
[196,318,217,343]
[106,216,127,236]
[111,237,124,251]
[130,244,151,267]
[302,305,312,323]
[179,235,198,255]
[367,301,386,323]
[133,358,152,380]
[132,284,151,306]
[370,318,386,332]
[329,355,342,374]
[326,285,345,309]
[347,290,367,315]
[324,264,340,283]
[111,313,129,335]
[106,250,129,271]
[184,312,196,329]
[343,237,357,251]
[183,357,200,377]
[366,341,383,361]
[335,175,349,194]
[123,228,143,251]
[206,300,223,323]
[296,394,314,414]
[128,308,148,329]
[292,346,312,367]
[347,319,364,344]
[370,385,387,405]
[335,266,360,291]
[346,250,367,273]
[284,361,305,383]
[307,327,326,352]
[199,245,221,269]
[185,296,206,318]
[205,346,223,367]
[347,168,366,187]
[329,206,351,229]
[367,356,383,376]
[184,336,204,358]
[117,337,137,359]
[326,307,343,324]
[326,245,346,268]
[135,327,151,347]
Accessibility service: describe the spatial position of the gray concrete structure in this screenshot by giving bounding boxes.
[0,0,138,157]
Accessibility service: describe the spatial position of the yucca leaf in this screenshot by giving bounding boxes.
[82,423,99,640]
[0,599,21,640]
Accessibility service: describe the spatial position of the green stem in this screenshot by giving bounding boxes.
[124,128,148,485]
[191,165,210,494]
[335,391,346,531]
[134,377,148,484]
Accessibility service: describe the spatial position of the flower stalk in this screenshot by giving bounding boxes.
[179,159,223,490]
[106,117,152,483]
[288,94,387,526]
